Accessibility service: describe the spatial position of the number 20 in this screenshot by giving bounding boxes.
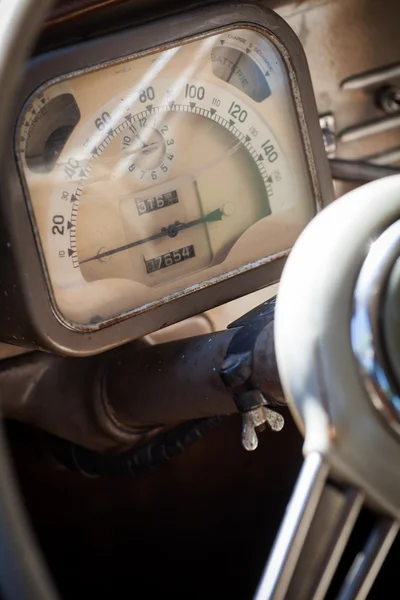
[52,215,65,235]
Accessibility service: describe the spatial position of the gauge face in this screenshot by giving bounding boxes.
[16,27,318,329]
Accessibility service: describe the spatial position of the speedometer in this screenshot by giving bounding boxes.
[6,4,332,354]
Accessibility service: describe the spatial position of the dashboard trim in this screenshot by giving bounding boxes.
[1,2,333,355]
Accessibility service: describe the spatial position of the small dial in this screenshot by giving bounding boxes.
[121,122,175,182]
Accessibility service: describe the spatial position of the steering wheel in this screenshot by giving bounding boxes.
[1,2,400,599]
[256,175,400,600]
[0,4,62,599]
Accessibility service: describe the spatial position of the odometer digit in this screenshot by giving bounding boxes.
[136,190,179,215]
[145,244,196,273]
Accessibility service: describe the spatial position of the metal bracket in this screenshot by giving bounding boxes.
[220,297,284,450]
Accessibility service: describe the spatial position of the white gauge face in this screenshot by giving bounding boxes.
[16,27,316,329]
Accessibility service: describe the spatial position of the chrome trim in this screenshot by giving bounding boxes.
[336,518,399,600]
[254,453,329,600]
[341,62,400,91]
[351,219,400,436]
[339,113,400,143]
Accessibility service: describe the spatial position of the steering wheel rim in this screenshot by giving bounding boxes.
[0,2,60,598]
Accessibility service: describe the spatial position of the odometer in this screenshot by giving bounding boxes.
[136,191,179,216]
[145,244,196,274]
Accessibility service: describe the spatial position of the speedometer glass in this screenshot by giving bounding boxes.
[16,25,321,330]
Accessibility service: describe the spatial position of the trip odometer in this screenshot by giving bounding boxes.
[12,6,332,351]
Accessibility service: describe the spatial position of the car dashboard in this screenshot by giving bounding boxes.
[1,1,400,599]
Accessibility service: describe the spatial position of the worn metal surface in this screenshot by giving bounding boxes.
[0,350,155,453]
[280,0,400,170]
[106,329,239,426]
[241,404,284,451]
[0,343,29,360]
[0,307,282,451]
[108,305,283,427]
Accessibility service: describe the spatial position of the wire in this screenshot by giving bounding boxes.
[329,158,400,183]
[50,416,228,477]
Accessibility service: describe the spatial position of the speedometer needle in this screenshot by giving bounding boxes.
[80,207,225,265]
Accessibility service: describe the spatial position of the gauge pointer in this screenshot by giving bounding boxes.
[80,207,225,264]
[174,207,224,233]
[135,133,149,149]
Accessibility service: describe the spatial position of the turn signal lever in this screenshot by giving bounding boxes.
[220,297,284,450]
